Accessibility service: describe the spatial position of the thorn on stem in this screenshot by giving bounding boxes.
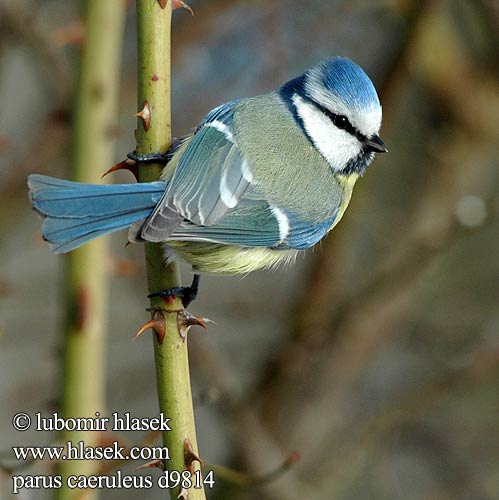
[134,310,166,344]
[184,438,202,474]
[136,459,165,471]
[157,0,167,8]
[177,310,213,343]
[173,0,194,15]
[135,100,151,131]
[102,159,139,181]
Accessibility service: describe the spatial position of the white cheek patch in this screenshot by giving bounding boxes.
[292,94,361,171]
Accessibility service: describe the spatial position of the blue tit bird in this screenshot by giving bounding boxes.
[28,56,387,305]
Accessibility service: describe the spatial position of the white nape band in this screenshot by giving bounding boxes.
[270,205,290,243]
[207,120,235,143]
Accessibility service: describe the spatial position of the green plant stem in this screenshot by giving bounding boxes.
[57,1,126,499]
[135,1,204,498]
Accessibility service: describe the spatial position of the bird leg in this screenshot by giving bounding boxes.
[148,274,200,308]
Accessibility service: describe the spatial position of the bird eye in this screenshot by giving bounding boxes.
[333,114,349,130]
[315,102,352,132]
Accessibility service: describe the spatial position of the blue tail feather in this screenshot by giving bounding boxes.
[28,174,167,253]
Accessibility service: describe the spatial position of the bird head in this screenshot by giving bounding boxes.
[280,57,387,175]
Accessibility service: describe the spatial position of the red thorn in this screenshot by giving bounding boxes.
[173,0,194,15]
[157,0,167,8]
[136,459,164,471]
[134,319,156,340]
[177,310,213,342]
[184,438,203,474]
[102,159,139,181]
[134,310,166,344]
[135,100,151,131]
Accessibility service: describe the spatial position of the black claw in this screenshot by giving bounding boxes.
[148,274,200,308]
[127,150,171,164]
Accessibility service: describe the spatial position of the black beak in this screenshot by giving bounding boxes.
[364,134,388,153]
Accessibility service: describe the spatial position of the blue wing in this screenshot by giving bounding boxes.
[139,100,253,242]
[169,199,338,250]
[137,99,338,250]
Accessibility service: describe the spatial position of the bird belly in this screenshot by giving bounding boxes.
[163,241,297,275]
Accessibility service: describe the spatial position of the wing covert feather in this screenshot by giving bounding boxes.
[139,100,251,241]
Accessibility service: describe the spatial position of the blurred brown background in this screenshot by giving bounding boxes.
[1,0,498,499]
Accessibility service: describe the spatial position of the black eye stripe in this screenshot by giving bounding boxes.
[316,105,357,135]
[319,107,350,130]
[281,85,370,145]
[305,97,367,142]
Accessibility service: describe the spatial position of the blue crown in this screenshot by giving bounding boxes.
[318,57,380,110]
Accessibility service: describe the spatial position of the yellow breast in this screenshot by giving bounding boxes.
[330,173,359,229]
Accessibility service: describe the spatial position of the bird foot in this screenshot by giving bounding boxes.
[127,150,171,165]
[148,275,200,308]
